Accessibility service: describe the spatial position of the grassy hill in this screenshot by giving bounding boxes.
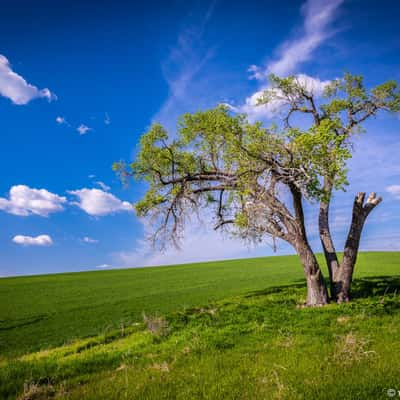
[1,252,400,399]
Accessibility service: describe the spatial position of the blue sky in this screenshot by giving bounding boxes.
[1,0,399,276]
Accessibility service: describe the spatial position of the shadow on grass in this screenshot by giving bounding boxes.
[351,275,400,299]
[245,275,400,300]
[245,282,305,298]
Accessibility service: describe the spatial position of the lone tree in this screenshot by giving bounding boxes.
[115,73,399,306]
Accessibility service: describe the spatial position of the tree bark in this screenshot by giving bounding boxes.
[289,183,329,306]
[319,180,340,299]
[295,236,330,306]
[335,192,382,303]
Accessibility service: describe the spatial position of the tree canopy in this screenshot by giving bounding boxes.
[115,73,400,305]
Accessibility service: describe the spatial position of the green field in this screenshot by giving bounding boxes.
[1,252,400,399]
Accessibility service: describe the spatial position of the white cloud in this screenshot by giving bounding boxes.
[95,181,111,191]
[0,54,55,105]
[68,188,132,216]
[12,234,53,246]
[56,116,66,124]
[82,236,99,244]
[77,124,91,135]
[292,73,330,95]
[96,264,112,269]
[386,185,400,199]
[0,185,66,217]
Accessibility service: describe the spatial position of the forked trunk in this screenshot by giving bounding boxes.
[295,236,329,306]
[335,192,382,303]
[319,183,340,299]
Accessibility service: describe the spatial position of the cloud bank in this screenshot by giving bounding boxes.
[0,184,133,218]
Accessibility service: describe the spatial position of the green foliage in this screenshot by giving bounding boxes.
[259,73,398,192]
[119,73,399,246]
[124,106,300,242]
[288,119,351,198]
[323,73,400,115]
[1,253,400,399]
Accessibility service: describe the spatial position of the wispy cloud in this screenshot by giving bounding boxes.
[359,233,400,251]
[12,234,53,246]
[386,185,400,199]
[95,263,112,269]
[234,0,344,120]
[252,0,344,80]
[151,1,217,131]
[0,185,66,217]
[125,1,347,268]
[0,54,56,105]
[346,133,400,189]
[114,225,274,268]
[95,181,111,192]
[117,0,398,269]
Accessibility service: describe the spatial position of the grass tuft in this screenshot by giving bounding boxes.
[143,314,170,337]
[334,332,376,365]
[17,381,55,400]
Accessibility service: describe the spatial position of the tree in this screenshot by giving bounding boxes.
[258,74,399,302]
[114,73,399,306]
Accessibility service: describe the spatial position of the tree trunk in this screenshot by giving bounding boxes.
[289,183,329,306]
[295,237,329,306]
[319,180,340,300]
[335,192,382,303]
